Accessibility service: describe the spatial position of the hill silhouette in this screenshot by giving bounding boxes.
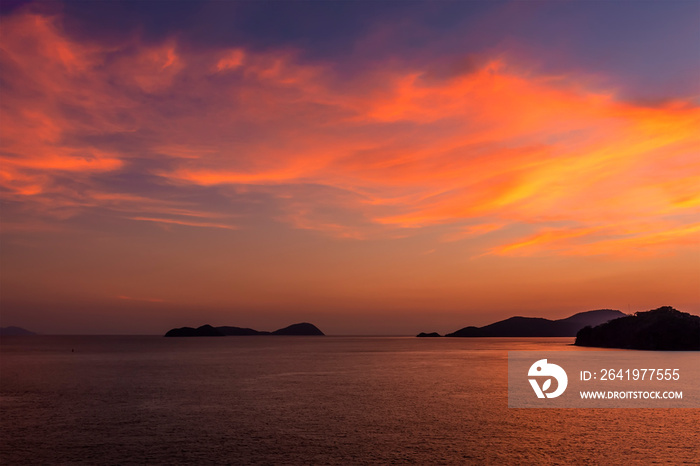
[164,324,225,337]
[165,322,324,337]
[443,309,625,337]
[217,326,269,336]
[272,323,324,335]
[0,326,37,336]
[575,306,700,350]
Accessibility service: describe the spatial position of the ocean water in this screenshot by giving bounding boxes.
[1,336,698,464]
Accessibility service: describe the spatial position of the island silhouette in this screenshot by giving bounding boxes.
[0,326,37,336]
[418,309,625,337]
[575,306,700,350]
[165,322,324,337]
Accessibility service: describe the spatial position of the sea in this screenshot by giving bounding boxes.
[1,336,698,464]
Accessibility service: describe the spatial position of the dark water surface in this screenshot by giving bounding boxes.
[1,336,698,464]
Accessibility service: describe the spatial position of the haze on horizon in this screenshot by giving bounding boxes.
[1,1,698,335]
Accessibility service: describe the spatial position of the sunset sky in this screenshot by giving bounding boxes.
[1,1,698,335]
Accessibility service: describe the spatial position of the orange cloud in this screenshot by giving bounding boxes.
[491,220,700,257]
[441,223,506,243]
[1,10,698,260]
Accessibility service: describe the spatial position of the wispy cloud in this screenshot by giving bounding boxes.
[128,217,238,231]
[1,10,698,258]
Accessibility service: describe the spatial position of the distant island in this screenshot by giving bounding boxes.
[165,322,324,337]
[0,326,37,336]
[417,309,625,338]
[575,306,700,350]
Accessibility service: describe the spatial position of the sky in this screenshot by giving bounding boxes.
[1,0,699,335]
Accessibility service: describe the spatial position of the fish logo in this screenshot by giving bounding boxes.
[528,359,568,398]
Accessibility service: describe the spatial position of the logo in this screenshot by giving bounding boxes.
[528,359,568,398]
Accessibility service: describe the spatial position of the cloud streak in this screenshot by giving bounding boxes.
[1,10,698,257]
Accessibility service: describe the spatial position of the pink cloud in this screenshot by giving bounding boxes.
[1,10,698,258]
